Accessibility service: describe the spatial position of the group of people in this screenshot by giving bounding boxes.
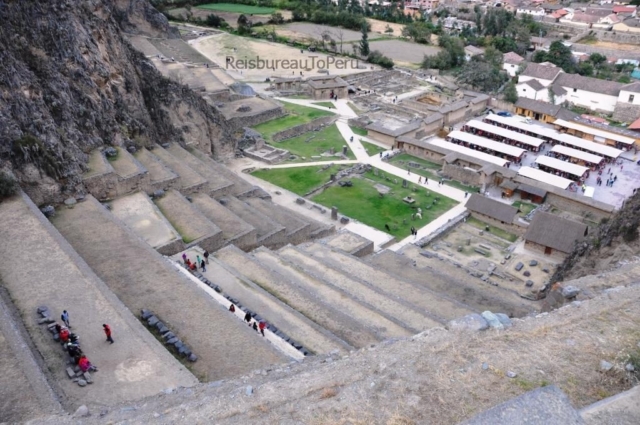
[53,310,114,374]
[229,304,268,337]
[182,250,209,273]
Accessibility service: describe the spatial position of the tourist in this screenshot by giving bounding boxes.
[61,310,70,328]
[384,224,391,232]
[418,177,422,184]
[379,152,383,158]
[200,259,206,272]
[244,311,252,324]
[424,177,428,185]
[411,226,416,237]
[182,253,188,265]
[185,258,192,268]
[103,324,114,344]
[258,321,266,337]
[464,192,468,198]
[66,342,82,360]
[252,322,259,332]
[59,327,70,343]
[78,355,97,373]
[229,304,236,313]
[407,168,410,175]
[189,262,197,271]
[204,250,209,264]
[196,255,201,266]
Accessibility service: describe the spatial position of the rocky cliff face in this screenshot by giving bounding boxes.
[553,190,640,283]
[0,0,234,205]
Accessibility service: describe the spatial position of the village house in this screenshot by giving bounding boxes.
[306,76,348,100]
[503,52,525,77]
[524,212,588,257]
[464,45,485,61]
[514,98,578,123]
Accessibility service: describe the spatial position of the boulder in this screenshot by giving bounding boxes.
[529,260,538,267]
[147,316,159,326]
[515,262,524,271]
[40,205,55,218]
[494,313,513,328]
[74,405,90,418]
[481,311,504,330]
[77,379,87,387]
[448,314,489,332]
[152,190,165,199]
[525,280,534,287]
[523,271,531,277]
[562,286,580,299]
[64,197,77,207]
[188,353,198,362]
[507,371,517,378]
[104,147,117,157]
[600,360,613,371]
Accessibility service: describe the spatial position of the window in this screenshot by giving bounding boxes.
[573,88,577,92]
[630,94,635,103]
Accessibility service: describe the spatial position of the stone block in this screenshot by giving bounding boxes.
[481,311,504,330]
[515,262,524,271]
[83,372,93,384]
[448,314,489,332]
[523,271,531,277]
[147,316,159,326]
[140,309,153,320]
[188,353,198,362]
[495,313,512,328]
[562,286,580,299]
[77,379,87,387]
[67,367,75,379]
[529,260,538,267]
[295,198,305,205]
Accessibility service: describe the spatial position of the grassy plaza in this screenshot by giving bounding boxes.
[251,165,342,196]
[274,124,355,162]
[196,3,276,14]
[252,102,334,142]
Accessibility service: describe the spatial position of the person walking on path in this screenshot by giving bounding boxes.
[61,310,70,328]
[258,321,266,337]
[229,304,236,313]
[200,259,206,272]
[424,177,428,185]
[196,255,201,266]
[103,324,114,344]
[182,253,188,265]
[244,312,252,325]
[203,250,209,264]
[464,192,468,198]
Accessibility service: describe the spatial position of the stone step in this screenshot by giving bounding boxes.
[164,143,234,198]
[253,247,413,343]
[399,244,534,317]
[109,191,184,256]
[580,385,640,425]
[221,196,286,248]
[278,245,440,333]
[248,198,334,241]
[369,249,534,318]
[150,144,208,195]
[301,243,474,323]
[245,198,311,245]
[215,245,396,348]
[188,148,257,197]
[133,147,180,194]
[190,193,257,251]
[321,230,374,257]
[207,254,352,355]
[154,189,224,253]
[83,148,150,200]
[0,193,197,408]
[52,195,288,382]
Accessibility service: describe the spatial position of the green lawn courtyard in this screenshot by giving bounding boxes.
[252,102,334,142]
[311,168,458,238]
[388,153,480,193]
[349,126,368,136]
[466,216,518,243]
[361,140,386,157]
[274,124,355,162]
[251,165,342,196]
[312,101,336,109]
[196,3,276,14]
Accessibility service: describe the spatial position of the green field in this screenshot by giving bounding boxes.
[388,153,480,193]
[311,168,458,238]
[252,165,342,196]
[197,3,276,14]
[274,124,355,162]
[253,102,334,142]
[361,141,386,157]
[511,200,536,216]
[349,126,368,136]
[312,101,336,109]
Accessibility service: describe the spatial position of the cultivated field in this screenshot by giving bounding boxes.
[276,23,365,43]
[196,3,276,14]
[191,33,370,80]
[167,8,291,28]
[369,39,441,66]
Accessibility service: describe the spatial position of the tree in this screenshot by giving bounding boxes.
[0,172,18,198]
[206,14,224,28]
[269,12,285,25]
[457,57,506,92]
[532,50,547,63]
[484,46,503,69]
[588,53,606,66]
[359,22,370,57]
[545,41,575,73]
[402,21,433,44]
[237,14,252,35]
[577,61,594,76]
[504,82,518,103]
[368,50,395,69]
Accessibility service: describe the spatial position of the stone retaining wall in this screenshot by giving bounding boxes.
[442,163,483,187]
[571,43,640,60]
[257,228,287,250]
[612,103,640,123]
[273,115,337,142]
[226,228,258,252]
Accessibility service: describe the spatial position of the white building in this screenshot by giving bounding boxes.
[554,73,623,113]
[516,6,546,16]
[517,62,563,86]
[618,82,640,106]
[502,52,525,77]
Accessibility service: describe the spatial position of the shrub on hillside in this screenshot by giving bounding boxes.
[367,50,394,69]
[0,172,18,199]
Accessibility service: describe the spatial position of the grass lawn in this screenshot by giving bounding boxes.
[311,168,458,238]
[349,126,368,136]
[196,3,276,14]
[361,141,386,157]
[312,101,336,109]
[253,102,334,142]
[273,124,355,162]
[389,153,480,193]
[511,200,536,216]
[251,165,342,196]
[466,216,518,243]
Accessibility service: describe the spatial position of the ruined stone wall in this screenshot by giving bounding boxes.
[546,191,614,222]
[442,163,483,187]
[272,116,337,142]
[224,107,286,133]
[470,212,528,236]
[612,102,640,123]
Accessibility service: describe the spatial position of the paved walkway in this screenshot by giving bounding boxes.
[230,97,471,250]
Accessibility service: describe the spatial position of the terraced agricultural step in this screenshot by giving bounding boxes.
[83,148,150,200]
[301,243,474,322]
[52,195,288,382]
[150,145,208,195]
[206,256,351,355]
[370,249,534,318]
[221,196,286,248]
[165,143,234,197]
[251,247,411,347]
[154,189,223,253]
[0,193,197,408]
[188,148,257,197]
[109,191,184,255]
[245,198,311,245]
[190,193,257,251]
[399,244,534,317]
[133,147,180,194]
[278,245,440,333]
[215,245,397,347]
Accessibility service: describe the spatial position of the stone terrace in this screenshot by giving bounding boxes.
[52,196,287,382]
[0,194,198,411]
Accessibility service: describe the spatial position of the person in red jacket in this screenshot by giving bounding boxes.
[59,327,70,343]
[258,321,266,337]
[103,324,114,344]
